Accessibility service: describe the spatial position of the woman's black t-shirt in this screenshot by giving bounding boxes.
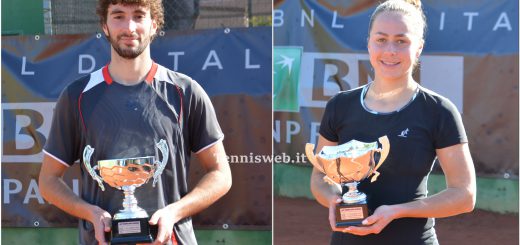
[320,84,468,245]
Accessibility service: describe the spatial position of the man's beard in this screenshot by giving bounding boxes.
[107,30,151,59]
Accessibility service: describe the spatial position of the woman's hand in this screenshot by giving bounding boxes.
[328,197,346,232]
[343,205,399,236]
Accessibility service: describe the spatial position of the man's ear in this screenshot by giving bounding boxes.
[151,19,158,36]
[102,23,109,37]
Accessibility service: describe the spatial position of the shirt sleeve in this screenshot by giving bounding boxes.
[433,98,468,149]
[319,94,339,142]
[187,80,224,153]
[43,86,82,166]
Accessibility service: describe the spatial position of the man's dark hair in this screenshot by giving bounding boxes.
[96,0,165,31]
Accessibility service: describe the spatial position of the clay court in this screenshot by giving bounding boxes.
[274,197,519,245]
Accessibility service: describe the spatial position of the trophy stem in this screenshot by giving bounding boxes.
[122,186,139,211]
[341,182,367,204]
[114,186,148,220]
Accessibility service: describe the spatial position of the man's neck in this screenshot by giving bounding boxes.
[108,49,153,86]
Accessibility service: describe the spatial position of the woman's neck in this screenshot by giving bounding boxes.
[364,77,418,113]
[368,78,417,100]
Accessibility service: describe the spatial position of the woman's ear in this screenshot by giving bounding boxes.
[416,39,424,58]
[367,36,371,52]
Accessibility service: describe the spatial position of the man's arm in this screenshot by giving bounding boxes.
[150,140,232,244]
[39,154,112,245]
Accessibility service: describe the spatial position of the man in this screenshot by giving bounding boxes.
[38,0,232,244]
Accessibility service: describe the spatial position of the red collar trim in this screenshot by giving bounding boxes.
[102,65,113,85]
[102,62,158,85]
[145,62,158,84]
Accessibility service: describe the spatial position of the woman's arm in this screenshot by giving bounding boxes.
[311,135,352,232]
[395,143,476,217]
[344,143,476,235]
[310,135,340,207]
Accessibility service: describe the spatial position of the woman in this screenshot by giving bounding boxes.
[310,0,476,244]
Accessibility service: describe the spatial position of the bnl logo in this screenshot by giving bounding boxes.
[2,103,55,163]
[273,46,464,112]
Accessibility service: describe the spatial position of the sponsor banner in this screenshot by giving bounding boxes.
[273,47,303,112]
[1,27,272,228]
[273,0,518,54]
[2,27,271,101]
[1,163,81,227]
[274,1,519,176]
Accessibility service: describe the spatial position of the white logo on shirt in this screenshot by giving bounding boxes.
[398,128,409,138]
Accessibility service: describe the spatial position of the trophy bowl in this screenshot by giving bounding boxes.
[98,157,156,189]
[306,136,390,227]
[83,139,169,244]
[97,156,156,220]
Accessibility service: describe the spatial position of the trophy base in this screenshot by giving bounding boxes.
[109,217,156,245]
[335,202,368,227]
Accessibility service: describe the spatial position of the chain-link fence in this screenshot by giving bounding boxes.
[45,0,271,35]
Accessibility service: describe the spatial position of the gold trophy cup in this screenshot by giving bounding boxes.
[306,136,390,227]
[83,139,169,244]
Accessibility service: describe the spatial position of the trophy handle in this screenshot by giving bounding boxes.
[82,145,105,191]
[370,136,390,182]
[152,139,169,187]
[305,143,325,173]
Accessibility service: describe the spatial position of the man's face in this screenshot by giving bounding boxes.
[102,3,157,59]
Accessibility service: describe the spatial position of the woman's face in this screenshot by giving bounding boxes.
[368,11,423,83]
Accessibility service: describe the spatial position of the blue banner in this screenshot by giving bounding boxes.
[274,0,518,54]
[2,27,271,101]
[1,27,272,228]
[273,0,519,176]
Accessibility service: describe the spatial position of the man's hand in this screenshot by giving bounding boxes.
[87,206,112,245]
[149,206,178,244]
[140,141,231,245]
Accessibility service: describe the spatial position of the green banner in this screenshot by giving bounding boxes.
[273,47,302,112]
